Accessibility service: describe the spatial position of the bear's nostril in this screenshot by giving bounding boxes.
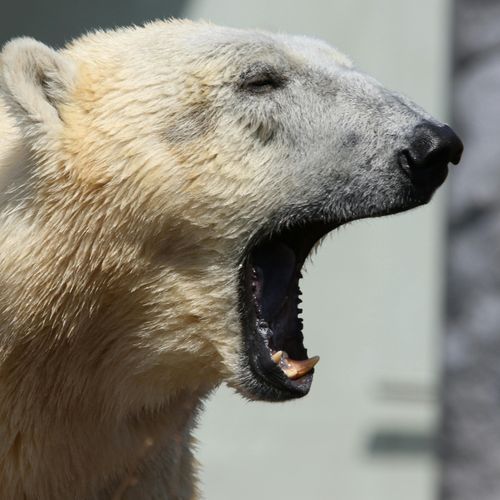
[399,122,464,190]
[405,122,463,170]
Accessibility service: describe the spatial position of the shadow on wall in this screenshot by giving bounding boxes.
[0,0,189,47]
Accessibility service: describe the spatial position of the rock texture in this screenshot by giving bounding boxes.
[442,1,500,498]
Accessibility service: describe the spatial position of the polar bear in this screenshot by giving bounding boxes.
[0,19,462,500]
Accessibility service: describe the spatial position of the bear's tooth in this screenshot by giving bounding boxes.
[271,351,283,364]
[282,356,320,380]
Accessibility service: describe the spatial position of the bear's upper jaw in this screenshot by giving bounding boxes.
[239,220,334,401]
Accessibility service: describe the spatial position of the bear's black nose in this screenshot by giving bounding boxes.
[399,122,464,190]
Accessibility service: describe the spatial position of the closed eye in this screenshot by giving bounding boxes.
[240,64,286,94]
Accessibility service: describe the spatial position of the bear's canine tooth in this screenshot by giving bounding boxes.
[282,356,320,380]
[271,351,283,364]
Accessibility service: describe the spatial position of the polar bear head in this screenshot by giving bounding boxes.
[0,20,462,410]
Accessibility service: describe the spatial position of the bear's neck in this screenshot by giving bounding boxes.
[0,310,207,498]
[0,212,216,498]
[0,382,204,498]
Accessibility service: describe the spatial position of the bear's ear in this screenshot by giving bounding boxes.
[0,38,75,140]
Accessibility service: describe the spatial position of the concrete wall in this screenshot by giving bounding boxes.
[183,1,452,499]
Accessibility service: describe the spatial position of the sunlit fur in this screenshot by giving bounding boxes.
[0,19,440,499]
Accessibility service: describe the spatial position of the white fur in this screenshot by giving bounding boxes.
[0,19,442,499]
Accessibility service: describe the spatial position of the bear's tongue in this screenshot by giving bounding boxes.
[251,241,319,379]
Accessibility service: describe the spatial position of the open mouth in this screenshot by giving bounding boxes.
[239,220,336,401]
[236,191,430,402]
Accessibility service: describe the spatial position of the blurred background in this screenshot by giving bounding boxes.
[0,1,496,499]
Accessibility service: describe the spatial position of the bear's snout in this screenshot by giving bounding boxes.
[398,122,464,191]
